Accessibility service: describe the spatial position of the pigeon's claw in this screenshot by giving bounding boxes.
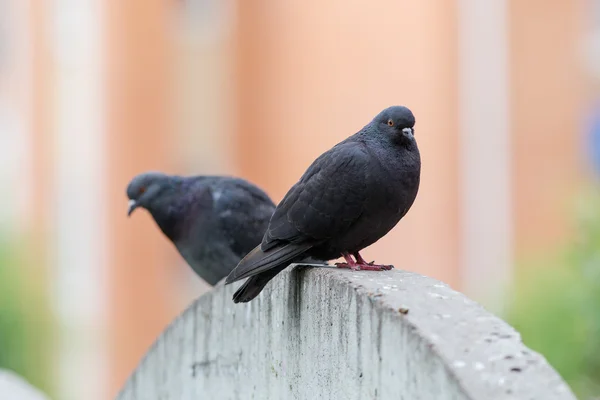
[335,262,361,271]
[357,263,394,271]
[353,252,393,271]
[336,252,361,270]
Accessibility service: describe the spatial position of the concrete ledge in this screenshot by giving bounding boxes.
[117,265,576,400]
[0,369,49,400]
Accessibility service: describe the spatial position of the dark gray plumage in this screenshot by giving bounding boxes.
[126,172,276,285]
[226,105,421,303]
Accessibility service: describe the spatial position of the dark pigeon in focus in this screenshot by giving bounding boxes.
[126,173,276,285]
[225,105,421,303]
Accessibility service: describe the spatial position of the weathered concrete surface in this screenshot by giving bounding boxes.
[117,265,575,400]
[0,369,49,400]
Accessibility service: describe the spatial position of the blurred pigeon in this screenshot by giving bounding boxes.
[226,105,421,303]
[126,173,276,285]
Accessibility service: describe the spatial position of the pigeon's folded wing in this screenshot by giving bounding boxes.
[263,141,370,250]
[214,180,276,259]
[226,142,371,285]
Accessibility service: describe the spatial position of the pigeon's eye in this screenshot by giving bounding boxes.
[387,119,394,127]
[139,187,146,194]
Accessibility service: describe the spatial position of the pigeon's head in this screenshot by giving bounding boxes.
[126,172,175,216]
[374,106,416,144]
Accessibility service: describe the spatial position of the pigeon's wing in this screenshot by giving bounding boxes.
[168,181,214,240]
[262,140,370,250]
[225,141,370,285]
[213,179,276,259]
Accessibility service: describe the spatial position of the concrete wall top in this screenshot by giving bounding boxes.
[117,265,576,400]
[0,369,49,400]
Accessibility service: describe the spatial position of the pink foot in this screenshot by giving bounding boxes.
[335,252,361,270]
[335,262,361,271]
[354,252,394,271]
[335,252,394,271]
[355,263,394,271]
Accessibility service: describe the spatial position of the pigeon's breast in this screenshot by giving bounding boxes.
[364,145,420,220]
[177,232,240,285]
[311,146,420,259]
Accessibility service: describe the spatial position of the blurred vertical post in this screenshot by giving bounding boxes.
[458,0,512,311]
[30,0,52,252]
[46,0,109,399]
[27,0,53,394]
[23,0,52,299]
[104,0,177,396]
[233,1,461,287]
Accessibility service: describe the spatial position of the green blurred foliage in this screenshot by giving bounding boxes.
[0,236,53,396]
[507,189,600,398]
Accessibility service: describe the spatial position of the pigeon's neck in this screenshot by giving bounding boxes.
[147,181,213,243]
[148,203,186,242]
[358,131,421,178]
[145,178,201,241]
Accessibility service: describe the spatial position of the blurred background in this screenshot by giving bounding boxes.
[0,0,598,398]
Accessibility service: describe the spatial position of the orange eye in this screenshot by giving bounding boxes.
[139,187,146,194]
[387,119,394,127]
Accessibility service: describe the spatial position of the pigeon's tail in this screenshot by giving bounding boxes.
[232,266,286,303]
[232,256,328,303]
[225,242,313,285]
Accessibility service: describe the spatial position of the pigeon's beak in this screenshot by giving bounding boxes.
[402,127,414,139]
[127,199,139,216]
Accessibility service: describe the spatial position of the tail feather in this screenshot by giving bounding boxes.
[232,257,327,303]
[225,242,313,284]
[232,266,287,303]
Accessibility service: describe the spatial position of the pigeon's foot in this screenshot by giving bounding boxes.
[353,252,394,271]
[355,263,394,271]
[335,262,361,271]
[335,252,394,271]
[335,252,361,270]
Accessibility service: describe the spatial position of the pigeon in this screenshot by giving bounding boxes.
[126,172,277,285]
[225,105,421,303]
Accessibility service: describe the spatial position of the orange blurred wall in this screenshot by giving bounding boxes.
[234,0,461,288]
[104,0,180,395]
[509,0,587,254]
